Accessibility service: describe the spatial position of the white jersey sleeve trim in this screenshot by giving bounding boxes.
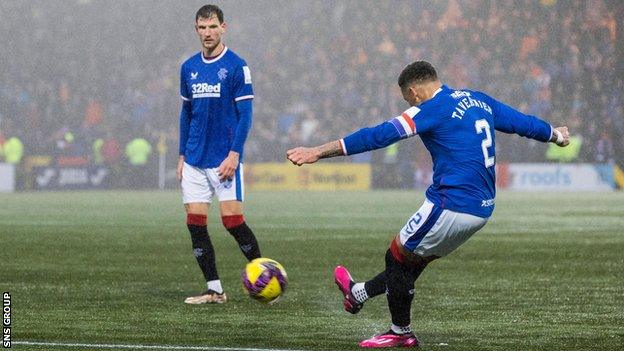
[180,95,191,101]
[234,95,254,102]
[339,139,348,155]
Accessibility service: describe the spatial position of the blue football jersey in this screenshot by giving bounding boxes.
[179,47,254,168]
[341,85,552,218]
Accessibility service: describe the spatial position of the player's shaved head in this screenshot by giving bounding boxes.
[196,4,224,23]
[398,61,438,89]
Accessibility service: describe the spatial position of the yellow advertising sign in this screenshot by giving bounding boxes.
[614,164,624,189]
[245,163,370,191]
[244,163,300,190]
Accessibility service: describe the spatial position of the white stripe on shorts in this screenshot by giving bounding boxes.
[399,199,488,257]
[181,162,244,204]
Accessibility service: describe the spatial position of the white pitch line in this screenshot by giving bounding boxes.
[13,341,309,351]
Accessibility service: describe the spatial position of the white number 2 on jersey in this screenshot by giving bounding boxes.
[475,119,495,168]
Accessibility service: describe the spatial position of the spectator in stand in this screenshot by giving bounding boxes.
[124,137,153,188]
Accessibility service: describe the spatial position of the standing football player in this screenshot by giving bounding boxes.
[287,61,570,347]
[178,4,261,304]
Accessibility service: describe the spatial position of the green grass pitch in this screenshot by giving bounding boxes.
[1,190,623,350]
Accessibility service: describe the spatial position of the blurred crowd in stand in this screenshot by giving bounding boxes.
[1,0,622,189]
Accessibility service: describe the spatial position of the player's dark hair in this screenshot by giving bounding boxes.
[196,4,224,23]
[398,61,438,89]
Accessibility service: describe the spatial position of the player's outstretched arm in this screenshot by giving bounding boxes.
[286,140,343,166]
[550,126,570,147]
[287,117,406,166]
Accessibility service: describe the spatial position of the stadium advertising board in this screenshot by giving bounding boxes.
[33,166,110,190]
[0,163,15,192]
[502,163,614,191]
[245,163,370,191]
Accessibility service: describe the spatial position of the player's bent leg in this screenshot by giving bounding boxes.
[220,201,261,261]
[334,266,364,314]
[334,267,388,315]
[363,271,387,299]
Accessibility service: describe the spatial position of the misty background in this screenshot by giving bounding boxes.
[0,0,622,190]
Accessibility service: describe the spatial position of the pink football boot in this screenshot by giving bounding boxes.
[359,331,419,348]
[334,266,363,314]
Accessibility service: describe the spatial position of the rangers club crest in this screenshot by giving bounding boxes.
[218,68,228,80]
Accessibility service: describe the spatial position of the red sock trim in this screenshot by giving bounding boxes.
[389,236,406,264]
[221,215,244,229]
[187,213,207,226]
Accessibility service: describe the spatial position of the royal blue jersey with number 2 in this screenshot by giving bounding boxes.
[341,85,552,218]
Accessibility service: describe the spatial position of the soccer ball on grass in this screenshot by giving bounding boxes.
[242,258,287,304]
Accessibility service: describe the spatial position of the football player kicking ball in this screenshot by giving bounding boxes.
[177,5,261,304]
[287,61,569,348]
